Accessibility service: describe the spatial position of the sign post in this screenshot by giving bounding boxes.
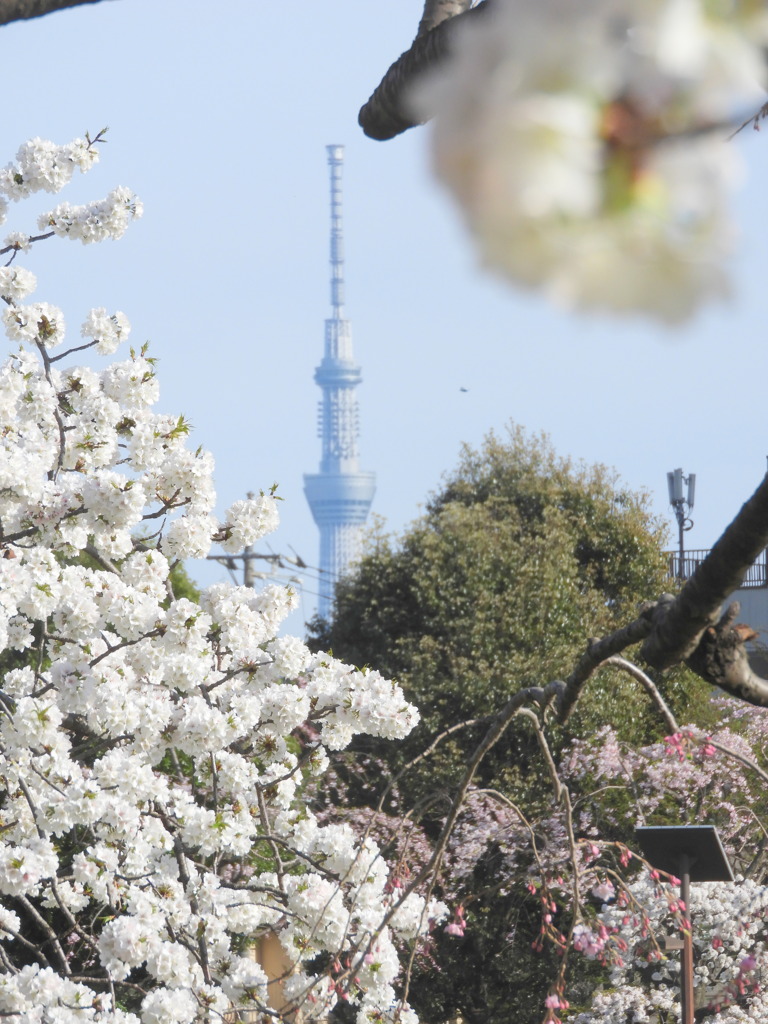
[635,825,734,1024]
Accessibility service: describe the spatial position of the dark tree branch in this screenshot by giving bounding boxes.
[0,0,113,25]
[602,656,680,734]
[641,473,768,670]
[557,616,654,722]
[556,473,768,713]
[416,0,474,38]
[359,1,492,141]
[680,601,768,706]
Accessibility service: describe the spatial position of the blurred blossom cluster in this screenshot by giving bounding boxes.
[417,0,768,322]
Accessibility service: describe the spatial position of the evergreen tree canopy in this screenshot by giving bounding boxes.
[312,424,704,769]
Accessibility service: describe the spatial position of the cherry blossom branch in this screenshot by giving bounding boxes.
[518,709,581,1003]
[67,976,149,995]
[0,231,54,258]
[471,787,553,890]
[360,0,765,149]
[362,716,487,827]
[82,543,121,574]
[0,942,20,973]
[256,786,285,890]
[0,922,51,963]
[600,656,680,733]
[171,834,212,985]
[741,812,768,878]
[730,100,768,138]
[13,892,71,976]
[557,618,653,722]
[343,680,567,976]
[707,735,768,789]
[0,504,87,547]
[88,629,162,667]
[47,338,98,363]
[15,779,102,967]
[35,339,69,475]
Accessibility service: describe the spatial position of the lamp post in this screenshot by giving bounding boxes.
[635,825,734,1024]
[667,469,695,579]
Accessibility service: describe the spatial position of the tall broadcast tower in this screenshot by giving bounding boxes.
[304,146,376,619]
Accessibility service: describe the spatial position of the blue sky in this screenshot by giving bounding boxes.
[4,0,768,630]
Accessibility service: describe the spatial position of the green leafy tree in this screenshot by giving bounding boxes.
[312,424,707,776]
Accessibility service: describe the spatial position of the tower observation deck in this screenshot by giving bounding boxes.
[304,145,375,619]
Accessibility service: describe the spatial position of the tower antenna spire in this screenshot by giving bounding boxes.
[329,144,344,319]
[304,146,376,619]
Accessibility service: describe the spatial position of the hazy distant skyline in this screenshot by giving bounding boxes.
[4,1,768,630]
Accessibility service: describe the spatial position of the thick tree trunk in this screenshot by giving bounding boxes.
[0,0,112,25]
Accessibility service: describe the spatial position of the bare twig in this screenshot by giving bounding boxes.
[729,101,768,138]
[519,708,581,1003]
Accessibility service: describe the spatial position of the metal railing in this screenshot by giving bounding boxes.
[667,548,768,588]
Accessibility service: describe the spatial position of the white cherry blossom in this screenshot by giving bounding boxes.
[0,134,437,1024]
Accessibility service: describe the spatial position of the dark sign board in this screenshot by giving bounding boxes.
[635,825,734,883]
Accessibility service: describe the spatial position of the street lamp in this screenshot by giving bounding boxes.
[635,825,734,1024]
[667,468,695,579]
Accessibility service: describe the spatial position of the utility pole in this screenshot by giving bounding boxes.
[206,493,305,589]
